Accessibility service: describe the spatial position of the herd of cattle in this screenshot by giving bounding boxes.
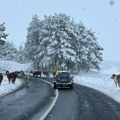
[0,70,53,86]
[0,70,25,86]
[0,70,120,88]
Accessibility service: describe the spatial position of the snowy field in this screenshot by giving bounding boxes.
[0,60,32,96]
[74,71,120,103]
[0,60,120,104]
[0,75,22,96]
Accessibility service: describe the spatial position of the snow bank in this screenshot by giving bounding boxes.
[74,71,120,103]
[0,60,32,72]
[0,75,22,96]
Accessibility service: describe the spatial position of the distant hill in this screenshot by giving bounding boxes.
[100,60,120,74]
[0,60,32,72]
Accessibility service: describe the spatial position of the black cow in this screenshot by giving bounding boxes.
[43,70,50,77]
[33,70,41,77]
[0,73,3,85]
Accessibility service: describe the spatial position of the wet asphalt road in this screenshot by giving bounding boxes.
[1,77,120,120]
[0,77,55,120]
[44,78,120,120]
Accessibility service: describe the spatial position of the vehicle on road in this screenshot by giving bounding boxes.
[53,71,74,89]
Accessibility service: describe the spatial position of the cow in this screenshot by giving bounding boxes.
[111,74,120,87]
[25,76,31,87]
[0,73,3,85]
[33,70,41,77]
[6,71,17,84]
[20,70,25,77]
[43,70,50,77]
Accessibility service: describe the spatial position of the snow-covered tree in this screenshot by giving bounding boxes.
[0,23,8,41]
[16,45,28,63]
[38,14,77,68]
[25,13,103,71]
[0,41,17,60]
[72,21,103,71]
[0,23,20,61]
[25,15,41,61]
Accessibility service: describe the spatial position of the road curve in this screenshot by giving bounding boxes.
[44,79,120,120]
[74,84,120,120]
[0,77,55,120]
[1,76,120,120]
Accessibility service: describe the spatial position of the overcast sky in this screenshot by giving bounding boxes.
[0,0,120,61]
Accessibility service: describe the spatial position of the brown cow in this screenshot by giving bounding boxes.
[111,74,120,87]
[0,73,3,85]
[6,71,17,84]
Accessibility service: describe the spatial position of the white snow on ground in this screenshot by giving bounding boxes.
[0,60,32,96]
[0,75,22,96]
[73,61,120,104]
[0,60,32,72]
[0,60,120,104]
[74,71,120,103]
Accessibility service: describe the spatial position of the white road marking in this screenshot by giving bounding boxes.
[39,79,59,120]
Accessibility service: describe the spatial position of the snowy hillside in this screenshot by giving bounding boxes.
[74,60,120,103]
[74,71,120,103]
[0,60,33,96]
[0,60,32,72]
